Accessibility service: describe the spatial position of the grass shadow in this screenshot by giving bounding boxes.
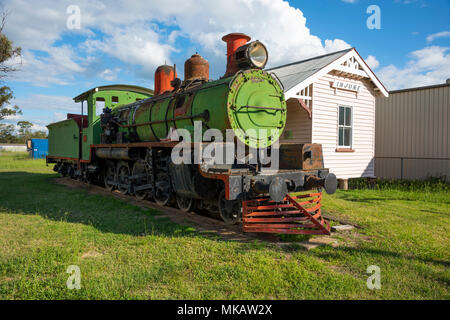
[313,245,450,270]
[0,171,197,238]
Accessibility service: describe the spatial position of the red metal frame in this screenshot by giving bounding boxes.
[242,192,331,235]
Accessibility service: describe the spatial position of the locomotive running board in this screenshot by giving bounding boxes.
[242,192,331,235]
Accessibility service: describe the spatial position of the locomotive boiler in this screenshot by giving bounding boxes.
[101,40,285,149]
[47,33,337,235]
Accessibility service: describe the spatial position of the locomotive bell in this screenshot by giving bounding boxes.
[184,53,209,81]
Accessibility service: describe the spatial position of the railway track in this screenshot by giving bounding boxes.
[52,176,280,243]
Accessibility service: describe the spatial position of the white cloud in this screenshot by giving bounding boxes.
[3,113,23,121]
[341,0,357,3]
[2,113,51,133]
[30,123,48,132]
[427,31,450,43]
[7,46,85,86]
[366,55,380,70]
[82,24,174,77]
[162,0,351,67]
[98,68,120,81]
[2,94,79,133]
[13,94,79,113]
[377,46,450,90]
[2,0,352,83]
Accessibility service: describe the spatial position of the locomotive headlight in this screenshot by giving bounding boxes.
[235,40,269,70]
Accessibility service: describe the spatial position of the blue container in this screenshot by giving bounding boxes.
[28,139,48,159]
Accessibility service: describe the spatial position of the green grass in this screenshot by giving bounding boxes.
[0,152,449,299]
[0,151,47,170]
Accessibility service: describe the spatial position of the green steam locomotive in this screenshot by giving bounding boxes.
[47,33,336,233]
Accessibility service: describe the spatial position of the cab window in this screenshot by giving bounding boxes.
[96,97,105,116]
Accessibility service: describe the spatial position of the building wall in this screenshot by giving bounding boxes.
[0,144,27,152]
[280,98,312,144]
[312,72,377,179]
[375,84,450,181]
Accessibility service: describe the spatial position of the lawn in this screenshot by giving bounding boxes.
[0,152,448,299]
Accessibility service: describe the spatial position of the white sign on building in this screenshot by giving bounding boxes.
[332,80,361,92]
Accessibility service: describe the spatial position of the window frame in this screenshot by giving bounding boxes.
[337,105,353,149]
[95,97,106,117]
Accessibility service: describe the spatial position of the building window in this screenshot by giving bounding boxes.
[112,96,119,104]
[338,105,352,148]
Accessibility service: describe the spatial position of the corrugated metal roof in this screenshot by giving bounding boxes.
[266,48,352,92]
[73,84,154,102]
[389,81,450,94]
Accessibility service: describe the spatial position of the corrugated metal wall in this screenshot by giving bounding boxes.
[375,84,450,181]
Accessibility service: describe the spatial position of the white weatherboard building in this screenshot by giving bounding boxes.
[269,48,388,180]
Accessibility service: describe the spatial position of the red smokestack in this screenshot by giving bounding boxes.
[222,33,251,77]
[154,65,177,95]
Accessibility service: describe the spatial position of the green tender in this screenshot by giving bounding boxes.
[47,119,80,159]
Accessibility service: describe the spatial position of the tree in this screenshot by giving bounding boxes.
[31,130,48,139]
[0,12,21,77]
[17,120,33,140]
[0,85,21,120]
[0,123,16,143]
[0,11,22,141]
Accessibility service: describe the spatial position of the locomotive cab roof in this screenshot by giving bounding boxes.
[73,84,154,102]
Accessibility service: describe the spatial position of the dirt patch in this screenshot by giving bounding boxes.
[323,213,363,229]
[0,277,14,283]
[81,250,102,259]
[277,235,340,251]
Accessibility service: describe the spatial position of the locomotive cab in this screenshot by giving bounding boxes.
[72,85,154,161]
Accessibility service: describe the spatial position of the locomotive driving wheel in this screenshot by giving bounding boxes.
[154,172,172,206]
[176,195,196,212]
[117,161,131,195]
[218,190,242,225]
[60,163,68,177]
[104,161,116,191]
[132,159,151,200]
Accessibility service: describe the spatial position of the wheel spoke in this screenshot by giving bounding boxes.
[117,161,130,194]
[104,161,116,191]
[176,195,195,212]
[132,159,151,200]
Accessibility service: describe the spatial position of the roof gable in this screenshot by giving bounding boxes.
[267,48,388,98]
[266,49,352,92]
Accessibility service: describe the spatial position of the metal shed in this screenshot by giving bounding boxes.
[375,81,450,181]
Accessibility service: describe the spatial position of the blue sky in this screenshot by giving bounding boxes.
[1,0,449,132]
